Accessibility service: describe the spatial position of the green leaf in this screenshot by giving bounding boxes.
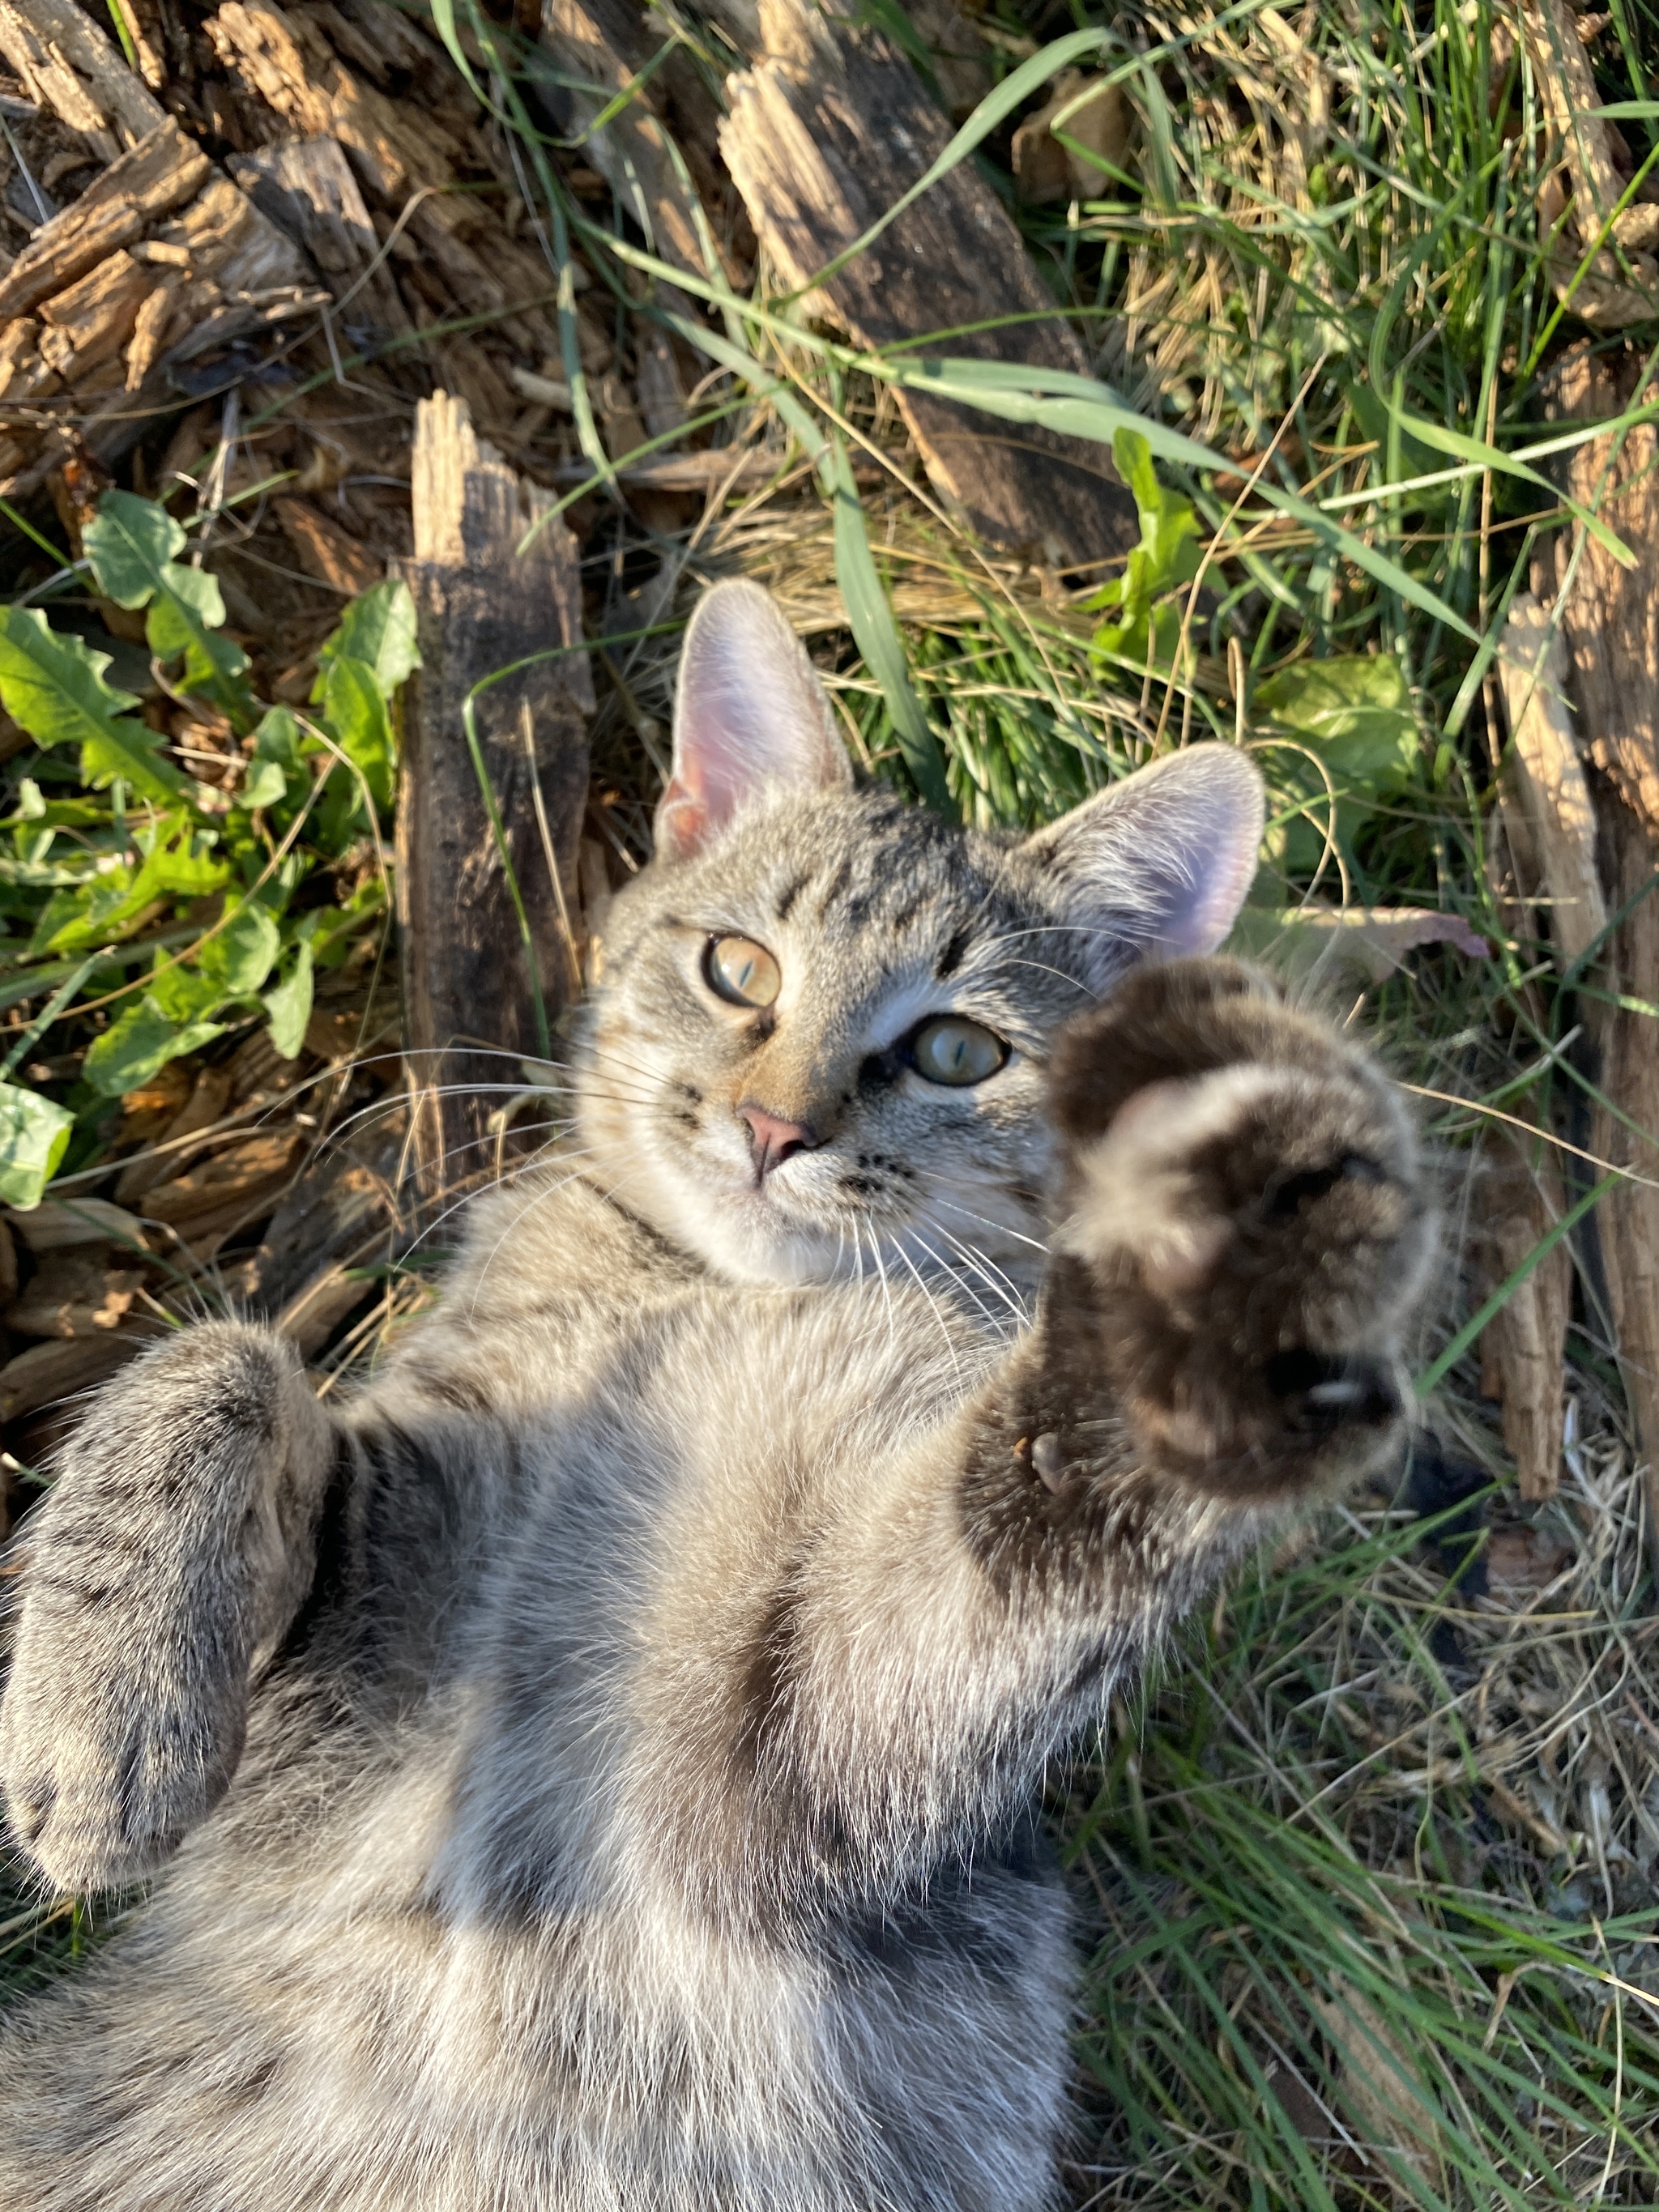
[1255,655,1419,875]
[33,817,230,955]
[1090,428,1202,672]
[262,937,313,1060]
[198,899,280,997]
[147,960,224,1025]
[239,758,289,810]
[80,491,186,603]
[318,654,397,814]
[315,579,420,701]
[1254,656,1419,791]
[82,995,225,1097]
[0,1081,75,1208]
[83,490,250,722]
[0,606,184,803]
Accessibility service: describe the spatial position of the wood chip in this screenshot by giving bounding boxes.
[228,134,411,352]
[7,1250,143,1340]
[274,496,382,595]
[0,116,208,322]
[138,1129,303,1242]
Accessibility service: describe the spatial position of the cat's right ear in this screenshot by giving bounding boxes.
[655,581,852,862]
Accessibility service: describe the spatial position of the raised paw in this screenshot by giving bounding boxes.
[1047,957,1432,1492]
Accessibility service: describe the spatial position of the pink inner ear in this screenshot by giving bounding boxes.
[655,581,851,863]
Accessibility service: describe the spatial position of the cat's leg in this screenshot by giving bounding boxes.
[694,957,1432,1905]
[0,1323,335,1893]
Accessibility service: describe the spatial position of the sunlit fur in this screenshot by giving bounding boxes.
[0,595,1431,2212]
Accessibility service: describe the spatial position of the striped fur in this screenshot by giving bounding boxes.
[0,586,1432,2209]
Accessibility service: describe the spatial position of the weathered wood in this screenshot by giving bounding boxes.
[1522,0,1659,328]
[1539,344,1659,1558]
[1496,591,1607,970]
[1547,347,1659,835]
[0,118,209,322]
[719,0,1138,570]
[1476,1129,1572,1502]
[0,110,322,501]
[0,0,166,165]
[228,136,412,356]
[1587,795,1659,1561]
[395,391,592,1193]
[535,0,710,287]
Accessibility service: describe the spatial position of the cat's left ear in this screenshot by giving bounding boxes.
[1021,744,1265,969]
[656,580,852,862]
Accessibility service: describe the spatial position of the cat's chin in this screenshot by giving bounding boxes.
[616,1151,872,1286]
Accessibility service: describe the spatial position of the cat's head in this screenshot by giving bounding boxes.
[575,581,1264,1288]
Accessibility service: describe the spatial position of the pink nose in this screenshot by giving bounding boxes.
[738,1103,817,1178]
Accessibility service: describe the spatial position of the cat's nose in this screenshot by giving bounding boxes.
[738,1103,817,1178]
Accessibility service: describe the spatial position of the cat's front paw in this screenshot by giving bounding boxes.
[1048,958,1431,1490]
[0,1613,246,1893]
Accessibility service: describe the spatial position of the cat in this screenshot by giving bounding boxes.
[0,578,1431,2211]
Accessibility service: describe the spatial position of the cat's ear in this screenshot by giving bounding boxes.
[655,581,852,861]
[1022,744,1265,967]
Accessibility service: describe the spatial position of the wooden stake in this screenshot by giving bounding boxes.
[395,392,592,1200]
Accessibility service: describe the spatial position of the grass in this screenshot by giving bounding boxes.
[2,0,1659,2198]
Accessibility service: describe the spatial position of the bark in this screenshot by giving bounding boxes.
[0,0,166,164]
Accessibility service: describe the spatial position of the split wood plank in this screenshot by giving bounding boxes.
[1584,793,1659,1561]
[395,390,593,1194]
[719,0,1138,570]
[1476,1129,1573,1503]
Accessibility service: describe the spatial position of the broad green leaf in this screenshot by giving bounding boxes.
[239,758,289,810]
[199,899,280,997]
[315,580,420,701]
[0,1081,75,1208]
[1090,428,1202,672]
[83,490,250,722]
[81,492,187,603]
[262,938,313,1060]
[34,818,229,955]
[1256,654,1418,875]
[148,961,224,1025]
[318,654,397,813]
[1254,656,1418,791]
[0,606,184,803]
[83,995,225,1097]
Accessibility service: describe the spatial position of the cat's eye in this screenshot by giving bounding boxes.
[910,1016,1008,1087]
[706,934,781,1008]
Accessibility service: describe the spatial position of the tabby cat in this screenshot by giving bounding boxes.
[0,580,1431,2210]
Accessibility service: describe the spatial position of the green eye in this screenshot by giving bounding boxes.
[910,1016,1008,1087]
[706,934,781,1008]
